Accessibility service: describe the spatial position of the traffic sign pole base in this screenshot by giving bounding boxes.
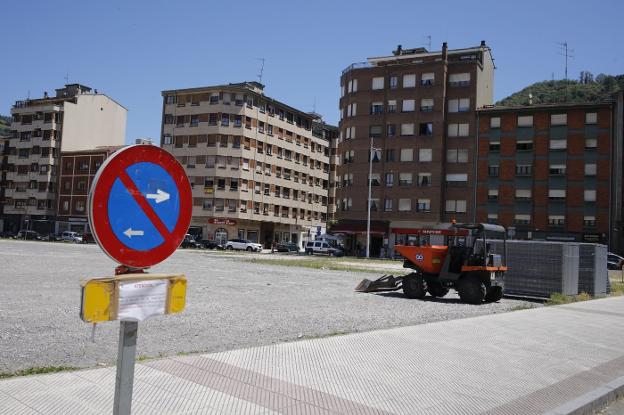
[113,320,138,415]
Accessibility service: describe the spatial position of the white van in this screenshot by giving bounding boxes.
[304,241,342,256]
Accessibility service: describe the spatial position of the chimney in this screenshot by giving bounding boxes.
[43,91,48,99]
[480,40,486,48]
[393,44,403,56]
[442,42,448,60]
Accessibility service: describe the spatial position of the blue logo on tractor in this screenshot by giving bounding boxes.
[415,254,424,261]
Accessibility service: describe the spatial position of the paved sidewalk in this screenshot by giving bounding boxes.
[1,297,623,415]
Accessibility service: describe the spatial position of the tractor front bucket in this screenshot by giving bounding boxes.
[355,275,402,293]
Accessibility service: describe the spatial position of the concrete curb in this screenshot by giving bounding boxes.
[544,375,624,415]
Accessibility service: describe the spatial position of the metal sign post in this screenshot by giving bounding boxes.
[114,320,138,415]
[81,145,192,415]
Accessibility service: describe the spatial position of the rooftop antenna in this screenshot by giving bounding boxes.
[557,41,574,101]
[312,96,317,113]
[426,35,431,50]
[64,72,69,84]
[257,58,265,84]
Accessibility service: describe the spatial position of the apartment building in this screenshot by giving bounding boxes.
[311,115,339,222]
[335,42,494,256]
[475,101,621,247]
[1,84,127,233]
[56,146,124,233]
[160,82,331,248]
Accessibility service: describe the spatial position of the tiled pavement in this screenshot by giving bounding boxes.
[1,296,623,414]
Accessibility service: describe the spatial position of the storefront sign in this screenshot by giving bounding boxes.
[208,218,236,226]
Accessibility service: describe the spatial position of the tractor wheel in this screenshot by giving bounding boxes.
[485,286,503,303]
[427,281,449,298]
[403,273,427,299]
[458,274,486,304]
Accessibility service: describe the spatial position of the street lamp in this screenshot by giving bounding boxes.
[366,136,381,258]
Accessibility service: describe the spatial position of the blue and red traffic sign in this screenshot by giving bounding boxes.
[88,145,192,268]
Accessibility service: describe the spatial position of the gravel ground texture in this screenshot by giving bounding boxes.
[0,239,539,373]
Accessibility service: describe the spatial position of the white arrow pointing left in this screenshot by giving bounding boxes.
[123,228,144,238]
[146,189,170,204]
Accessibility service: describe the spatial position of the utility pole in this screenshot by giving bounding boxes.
[557,42,574,101]
[257,58,265,84]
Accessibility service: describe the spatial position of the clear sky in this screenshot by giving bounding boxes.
[1,0,622,143]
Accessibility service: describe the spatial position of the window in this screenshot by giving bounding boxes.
[445,200,467,213]
[371,102,384,114]
[489,141,500,152]
[515,189,532,200]
[400,123,414,136]
[548,215,565,226]
[549,189,566,200]
[372,77,384,90]
[384,199,393,212]
[403,74,416,88]
[446,174,468,184]
[417,199,431,212]
[488,165,499,177]
[487,213,498,224]
[551,114,567,126]
[163,135,172,145]
[585,113,597,125]
[490,117,501,128]
[517,140,533,151]
[165,95,176,104]
[420,98,433,112]
[584,190,596,202]
[585,163,597,176]
[448,123,469,137]
[209,94,219,104]
[549,164,566,175]
[419,123,433,136]
[347,79,358,93]
[402,99,415,112]
[516,164,532,176]
[347,103,357,117]
[369,173,381,186]
[419,148,432,162]
[447,149,468,163]
[449,73,470,86]
[585,138,597,150]
[448,99,469,112]
[62,200,69,211]
[517,115,533,127]
[584,216,596,227]
[488,189,498,200]
[398,198,411,212]
[399,172,412,186]
[341,198,353,211]
[514,214,531,225]
[417,173,431,187]
[385,173,394,187]
[387,124,397,137]
[550,139,567,150]
[389,76,398,89]
[370,148,381,162]
[385,149,395,161]
[387,100,397,113]
[369,125,383,138]
[400,148,413,162]
[421,73,434,86]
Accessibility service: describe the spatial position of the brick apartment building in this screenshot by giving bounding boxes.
[160,82,331,248]
[1,84,127,234]
[56,146,124,234]
[335,42,494,256]
[475,100,622,248]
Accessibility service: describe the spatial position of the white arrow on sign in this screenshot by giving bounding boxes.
[123,228,144,238]
[146,189,170,204]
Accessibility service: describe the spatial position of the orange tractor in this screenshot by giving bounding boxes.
[355,223,508,304]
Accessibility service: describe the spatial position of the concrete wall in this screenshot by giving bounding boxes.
[60,94,126,152]
[475,48,494,108]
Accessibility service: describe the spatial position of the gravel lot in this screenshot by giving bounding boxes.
[0,239,538,373]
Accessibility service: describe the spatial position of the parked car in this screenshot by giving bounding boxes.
[275,242,300,253]
[40,233,62,242]
[304,240,343,256]
[0,231,16,239]
[180,234,203,249]
[608,252,624,270]
[61,231,83,243]
[225,239,263,252]
[200,240,224,250]
[15,230,41,240]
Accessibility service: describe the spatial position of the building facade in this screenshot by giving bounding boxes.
[160,82,331,248]
[56,146,123,233]
[1,84,127,233]
[335,42,494,256]
[475,102,618,246]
